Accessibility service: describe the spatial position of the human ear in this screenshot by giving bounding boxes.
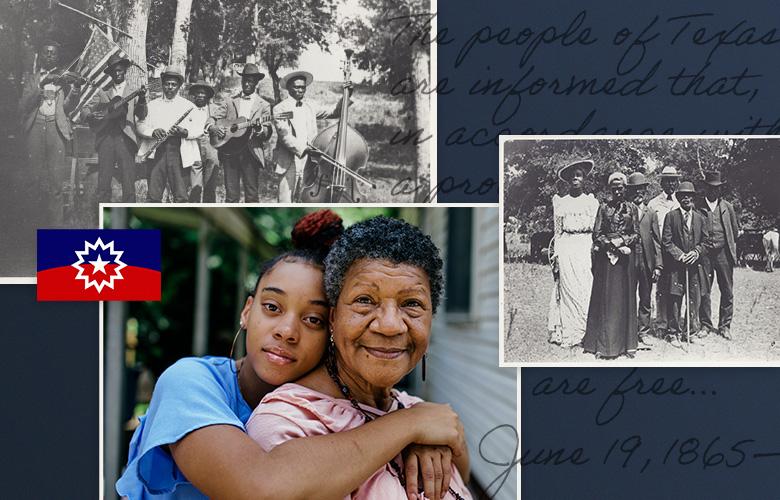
[240,296,254,328]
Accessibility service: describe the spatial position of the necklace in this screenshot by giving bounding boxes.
[325,351,465,500]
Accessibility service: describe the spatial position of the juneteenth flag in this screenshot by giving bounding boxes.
[37,229,161,301]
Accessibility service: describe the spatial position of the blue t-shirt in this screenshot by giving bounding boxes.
[116,356,252,499]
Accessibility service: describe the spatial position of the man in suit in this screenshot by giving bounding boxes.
[646,166,681,338]
[187,80,221,202]
[272,70,351,202]
[81,54,147,203]
[662,181,710,346]
[628,172,660,346]
[136,66,201,203]
[697,171,740,340]
[19,39,82,225]
[212,64,272,203]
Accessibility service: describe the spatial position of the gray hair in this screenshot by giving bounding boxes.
[324,216,443,313]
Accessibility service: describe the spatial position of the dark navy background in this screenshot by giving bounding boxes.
[437,0,780,201]
[0,285,98,497]
[5,1,780,498]
[37,229,161,270]
[521,368,780,499]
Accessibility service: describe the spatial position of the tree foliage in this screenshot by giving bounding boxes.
[340,0,428,86]
[504,138,779,234]
[255,0,336,102]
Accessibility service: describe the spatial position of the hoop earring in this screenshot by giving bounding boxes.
[229,324,245,360]
[421,354,426,382]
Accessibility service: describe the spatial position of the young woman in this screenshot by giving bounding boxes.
[548,160,600,348]
[116,210,466,499]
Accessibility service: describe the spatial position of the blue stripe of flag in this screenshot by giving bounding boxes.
[37,229,161,271]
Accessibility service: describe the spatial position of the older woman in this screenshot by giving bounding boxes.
[582,172,641,359]
[247,216,472,500]
[548,160,600,347]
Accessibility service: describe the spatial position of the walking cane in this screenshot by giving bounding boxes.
[685,266,690,351]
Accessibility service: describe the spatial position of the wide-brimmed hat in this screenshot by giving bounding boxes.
[703,170,726,186]
[239,63,265,80]
[556,159,593,182]
[160,66,184,84]
[659,166,682,178]
[676,181,696,194]
[281,70,314,88]
[188,80,214,99]
[103,53,132,74]
[627,172,649,186]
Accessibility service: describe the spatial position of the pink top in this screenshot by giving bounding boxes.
[246,383,472,500]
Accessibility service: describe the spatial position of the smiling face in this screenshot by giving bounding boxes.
[678,191,695,210]
[331,259,433,394]
[240,260,329,387]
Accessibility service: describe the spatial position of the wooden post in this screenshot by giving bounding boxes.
[104,207,128,499]
[192,219,211,356]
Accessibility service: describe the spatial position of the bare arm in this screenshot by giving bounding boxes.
[171,403,464,500]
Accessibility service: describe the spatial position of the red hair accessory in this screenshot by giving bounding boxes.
[291,210,344,250]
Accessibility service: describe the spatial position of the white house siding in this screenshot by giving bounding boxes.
[414,207,518,500]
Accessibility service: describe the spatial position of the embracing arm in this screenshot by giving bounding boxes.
[171,403,464,500]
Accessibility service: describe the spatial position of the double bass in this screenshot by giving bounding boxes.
[298,50,374,203]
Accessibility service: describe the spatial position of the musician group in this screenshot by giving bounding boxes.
[21,40,355,219]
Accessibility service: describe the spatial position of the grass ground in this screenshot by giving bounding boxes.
[504,261,780,363]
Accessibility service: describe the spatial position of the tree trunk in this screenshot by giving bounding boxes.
[411,45,430,202]
[170,0,194,76]
[263,53,282,103]
[110,0,152,89]
[189,20,202,81]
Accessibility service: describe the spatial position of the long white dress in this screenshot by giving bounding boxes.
[548,193,600,347]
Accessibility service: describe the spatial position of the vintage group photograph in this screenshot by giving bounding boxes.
[0,0,432,277]
[502,137,780,364]
[101,206,516,500]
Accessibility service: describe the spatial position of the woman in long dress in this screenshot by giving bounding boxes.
[548,160,600,348]
[582,172,641,359]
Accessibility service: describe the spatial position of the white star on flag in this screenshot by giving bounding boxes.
[71,238,127,293]
[90,254,110,275]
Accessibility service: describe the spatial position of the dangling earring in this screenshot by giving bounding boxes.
[229,323,245,360]
[421,354,427,382]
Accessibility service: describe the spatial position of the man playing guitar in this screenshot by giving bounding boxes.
[81,53,147,203]
[211,63,272,203]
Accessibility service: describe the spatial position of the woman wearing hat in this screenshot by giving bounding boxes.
[582,172,641,359]
[547,160,600,348]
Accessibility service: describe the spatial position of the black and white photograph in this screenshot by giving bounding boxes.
[0,0,433,276]
[501,137,780,364]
